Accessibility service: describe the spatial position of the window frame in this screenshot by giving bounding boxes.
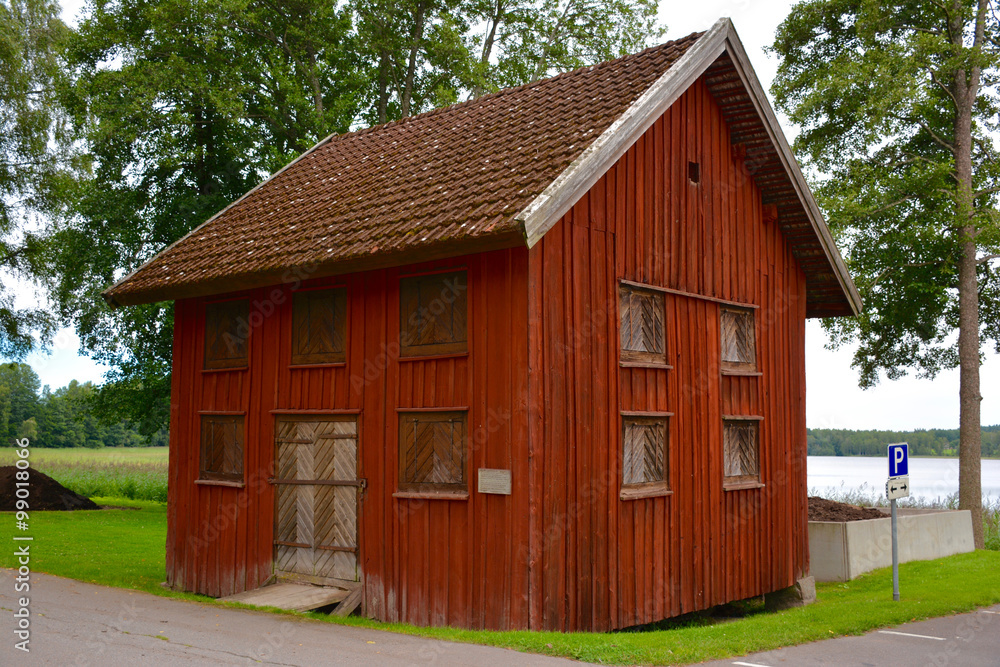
[618,281,669,367]
[197,413,246,486]
[720,305,757,374]
[620,412,672,500]
[203,298,250,371]
[290,286,348,366]
[397,409,469,496]
[399,269,468,359]
[722,416,763,489]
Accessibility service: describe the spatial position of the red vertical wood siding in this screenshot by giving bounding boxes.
[167,249,531,629]
[167,72,810,632]
[526,75,809,631]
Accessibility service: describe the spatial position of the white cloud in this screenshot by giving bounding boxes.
[22,329,108,390]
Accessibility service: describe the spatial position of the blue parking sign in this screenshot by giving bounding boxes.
[888,443,909,477]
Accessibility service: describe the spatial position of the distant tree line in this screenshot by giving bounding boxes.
[807,426,1000,458]
[0,362,166,448]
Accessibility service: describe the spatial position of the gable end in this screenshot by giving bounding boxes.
[517,18,861,318]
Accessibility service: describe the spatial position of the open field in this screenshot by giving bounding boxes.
[1,500,999,665]
[0,446,168,464]
[0,447,168,502]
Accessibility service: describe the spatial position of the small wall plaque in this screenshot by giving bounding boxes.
[477,468,511,495]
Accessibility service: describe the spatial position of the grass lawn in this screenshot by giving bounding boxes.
[2,501,999,665]
[0,498,178,595]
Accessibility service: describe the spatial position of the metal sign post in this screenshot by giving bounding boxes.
[886,443,910,602]
[891,498,898,601]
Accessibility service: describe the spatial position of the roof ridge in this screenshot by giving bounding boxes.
[323,31,706,146]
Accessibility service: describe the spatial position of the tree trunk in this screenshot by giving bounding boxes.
[532,0,576,81]
[193,104,213,198]
[306,47,323,122]
[377,52,389,125]
[472,1,502,99]
[532,39,553,81]
[950,0,985,549]
[956,227,983,550]
[401,1,427,118]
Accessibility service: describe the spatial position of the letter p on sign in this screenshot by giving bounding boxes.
[888,443,909,477]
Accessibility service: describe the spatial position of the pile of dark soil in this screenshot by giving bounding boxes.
[808,496,885,522]
[0,466,100,511]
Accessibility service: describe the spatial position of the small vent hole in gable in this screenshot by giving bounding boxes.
[688,161,700,184]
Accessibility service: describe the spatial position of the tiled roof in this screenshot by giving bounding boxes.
[104,32,703,306]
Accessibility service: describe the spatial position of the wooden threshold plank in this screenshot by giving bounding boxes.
[219,582,350,612]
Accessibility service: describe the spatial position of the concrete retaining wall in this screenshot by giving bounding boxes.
[808,509,975,582]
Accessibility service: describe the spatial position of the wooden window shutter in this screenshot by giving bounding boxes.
[291,287,347,365]
[622,416,667,487]
[200,415,245,482]
[619,284,666,364]
[398,411,467,492]
[723,419,759,484]
[204,299,249,370]
[720,307,756,372]
[400,270,468,357]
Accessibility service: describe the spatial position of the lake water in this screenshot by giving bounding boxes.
[807,456,1000,503]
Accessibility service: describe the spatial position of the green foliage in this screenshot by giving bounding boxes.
[0,361,161,447]
[231,0,366,163]
[459,0,663,101]
[46,0,272,431]
[769,1,1000,386]
[487,0,662,88]
[807,424,1000,457]
[986,507,1000,550]
[353,0,471,123]
[0,361,39,442]
[351,0,662,124]
[16,415,37,439]
[0,0,71,358]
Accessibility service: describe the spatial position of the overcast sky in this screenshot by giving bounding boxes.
[10,1,998,431]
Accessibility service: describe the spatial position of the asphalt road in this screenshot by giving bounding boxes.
[0,571,581,666]
[2,570,998,666]
[698,604,1000,667]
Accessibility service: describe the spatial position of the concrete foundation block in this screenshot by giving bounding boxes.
[808,509,975,582]
[765,575,816,611]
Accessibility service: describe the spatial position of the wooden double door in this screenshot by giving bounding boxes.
[273,416,361,583]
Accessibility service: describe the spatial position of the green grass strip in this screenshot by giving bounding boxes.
[1,502,998,665]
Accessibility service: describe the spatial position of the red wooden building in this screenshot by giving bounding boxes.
[105,19,860,632]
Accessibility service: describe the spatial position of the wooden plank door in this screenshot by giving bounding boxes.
[273,417,360,583]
